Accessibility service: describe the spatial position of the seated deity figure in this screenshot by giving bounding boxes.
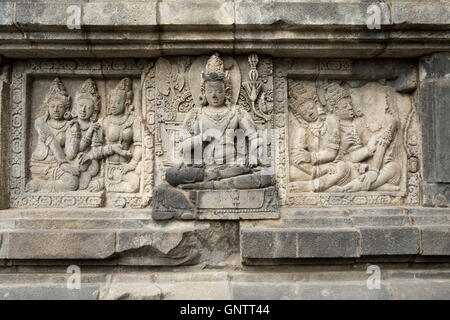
[322,82,401,192]
[71,78,104,191]
[165,53,273,190]
[288,82,351,192]
[27,78,80,192]
[90,77,142,193]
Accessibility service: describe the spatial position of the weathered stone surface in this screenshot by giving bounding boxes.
[232,282,296,300]
[420,226,450,256]
[0,79,9,209]
[0,0,450,302]
[417,53,450,207]
[296,283,392,300]
[0,285,100,300]
[7,230,116,259]
[418,79,450,183]
[0,2,449,58]
[359,227,419,256]
[100,283,162,300]
[390,280,450,300]
[241,228,359,259]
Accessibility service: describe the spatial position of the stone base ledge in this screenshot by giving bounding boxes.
[0,209,239,265]
[240,207,450,263]
[0,268,449,300]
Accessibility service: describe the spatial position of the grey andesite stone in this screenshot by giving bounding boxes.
[420,226,450,256]
[359,227,420,256]
[7,230,116,259]
[232,282,297,300]
[296,283,392,300]
[0,285,100,300]
[241,228,359,259]
[390,280,450,300]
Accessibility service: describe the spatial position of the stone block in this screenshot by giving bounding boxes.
[235,2,390,28]
[116,229,198,266]
[158,281,231,300]
[420,226,450,256]
[390,280,450,300]
[422,182,450,207]
[392,3,450,27]
[296,283,392,300]
[418,78,450,183]
[0,80,9,209]
[232,282,296,300]
[0,284,99,300]
[100,283,162,300]
[359,227,419,255]
[7,230,116,259]
[83,2,157,29]
[419,53,450,81]
[241,228,359,259]
[159,2,234,27]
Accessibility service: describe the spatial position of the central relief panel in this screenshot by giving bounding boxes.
[151,54,279,220]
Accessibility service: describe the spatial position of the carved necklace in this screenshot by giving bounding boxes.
[47,119,67,130]
[203,107,229,124]
[306,117,327,138]
[294,113,327,138]
[108,113,129,126]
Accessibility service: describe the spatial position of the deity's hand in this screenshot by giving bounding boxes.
[112,144,132,158]
[69,120,81,136]
[119,163,134,175]
[246,157,258,169]
[91,122,101,132]
[202,131,218,142]
[294,150,311,164]
[78,153,91,165]
[86,123,101,138]
[60,163,80,176]
[367,134,379,154]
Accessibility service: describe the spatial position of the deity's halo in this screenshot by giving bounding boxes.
[188,54,241,109]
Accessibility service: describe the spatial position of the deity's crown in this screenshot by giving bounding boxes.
[114,77,132,92]
[202,53,225,81]
[44,77,71,108]
[289,82,317,102]
[76,78,100,104]
[323,82,350,104]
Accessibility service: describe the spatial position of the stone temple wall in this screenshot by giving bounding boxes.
[0,0,449,300]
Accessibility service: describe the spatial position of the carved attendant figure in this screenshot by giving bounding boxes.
[289,82,351,192]
[27,78,80,192]
[323,82,400,192]
[95,77,142,193]
[72,78,104,191]
[166,53,273,190]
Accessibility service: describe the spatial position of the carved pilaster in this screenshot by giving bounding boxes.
[0,56,9,208]
[418,53,450,207]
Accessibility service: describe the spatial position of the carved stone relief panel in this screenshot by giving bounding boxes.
[9,59,155,208]
[151,53,279,220]
[274,58,421,207]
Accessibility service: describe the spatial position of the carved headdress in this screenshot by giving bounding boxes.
[110,77,134,113]
[202,53,226,81]
[44,77,71,112]
[318,81,362,117]
[74,78,101,120]
[288,82,319,123]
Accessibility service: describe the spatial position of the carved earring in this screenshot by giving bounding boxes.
[64,111,72,120]
[90,112,98,122]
